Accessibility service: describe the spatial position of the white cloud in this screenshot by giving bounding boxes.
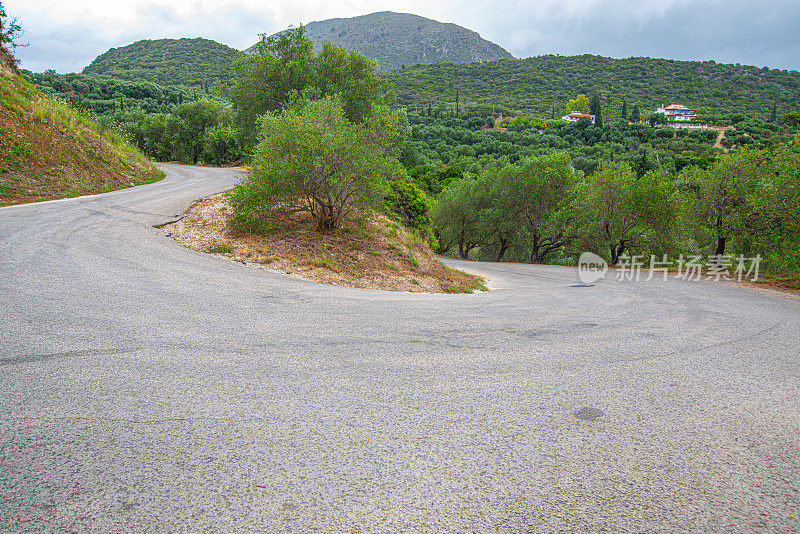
[6,0,799,73]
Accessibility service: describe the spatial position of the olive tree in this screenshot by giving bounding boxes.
[504,152,579,263]
[680,148,764,258]
[230,26,386,151]
[228,96,409,232]
[574,162,677,265]
[430,177,490,258]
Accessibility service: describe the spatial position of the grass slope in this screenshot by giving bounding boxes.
[256,12,513,71]
[0,57,164,206]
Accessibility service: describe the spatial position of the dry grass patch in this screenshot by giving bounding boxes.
[167,193,487,293]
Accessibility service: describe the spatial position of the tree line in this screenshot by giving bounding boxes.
[386,54,800,124]
[428,144,800,275]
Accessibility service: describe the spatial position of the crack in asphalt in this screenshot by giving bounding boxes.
[0,348,137,366]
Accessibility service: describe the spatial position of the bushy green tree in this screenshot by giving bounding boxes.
[566,94,590,115]
[409,165,464,195]
[502,152,579,263]
[430,177,489,258]
[203,125,243,165]
[680,148,767,258]
[385,179,432,237]
[474,165,523,261]
[647,112,667,127]
[574,162,677,264]
[630,104,641,123]
[165,100,228,164]
[230,26,386,152]
[230,27,316,150]
[228,96,408,232]
[755,142,800,272]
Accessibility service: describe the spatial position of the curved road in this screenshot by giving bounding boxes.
[1,164,798,532]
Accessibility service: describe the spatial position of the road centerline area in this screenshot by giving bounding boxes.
[2,164,799,532]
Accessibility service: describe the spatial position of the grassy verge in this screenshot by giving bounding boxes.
[751,273,800,292]
[0,71,164,206]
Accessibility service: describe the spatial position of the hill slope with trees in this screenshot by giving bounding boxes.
[252,12,514,71]
[386,54,800,120]
[82,38,241,88]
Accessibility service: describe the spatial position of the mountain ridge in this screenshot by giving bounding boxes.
[251,12,514,71]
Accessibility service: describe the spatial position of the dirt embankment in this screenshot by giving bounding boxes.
[166,193,488,294]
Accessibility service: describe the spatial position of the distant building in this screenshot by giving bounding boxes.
[656,104,697,122]
[561,112,596,124]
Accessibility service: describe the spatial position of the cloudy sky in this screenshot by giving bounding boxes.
[8,0,800,73]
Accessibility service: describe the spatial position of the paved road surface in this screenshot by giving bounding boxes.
[1,164,799,532]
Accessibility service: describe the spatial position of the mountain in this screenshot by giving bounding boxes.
[252,12,514,71]
[386,54,800,119]
[0,52,163,205]
[82,38,241,87]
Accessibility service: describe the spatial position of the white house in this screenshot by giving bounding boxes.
[561,112,596,124]
[656,104,697,122]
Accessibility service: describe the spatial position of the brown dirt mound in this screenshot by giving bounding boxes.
[166,193,488,294]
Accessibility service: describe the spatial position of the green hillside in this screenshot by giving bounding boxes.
[0,53,163,205]
[253,12,514,71]
[386,54,800,120]
[82,37,241,87]
[22,70,214,115]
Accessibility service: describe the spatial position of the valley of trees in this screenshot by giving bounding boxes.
[13,23,800,280]
[23,70,222,115]
[429,145,800,278]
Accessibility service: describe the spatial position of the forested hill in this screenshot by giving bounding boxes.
[82,38,241,87]
[386,54,800,119]
[253,12,514,71]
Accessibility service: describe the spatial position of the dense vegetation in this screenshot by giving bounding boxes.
[229,29,406,231]
[7,10,799,281]
[386,55,800,122]
[112,100,242,165]
[82,38,241,87]
[253,12,513,72]
[232,27,389,150]
[429,145,800,278]
[21,70,219,115]
[229,97,408,232]
[402,112,727,177]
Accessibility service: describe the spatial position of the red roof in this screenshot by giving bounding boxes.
[663,104,697,112]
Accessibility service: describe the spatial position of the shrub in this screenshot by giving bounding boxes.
[228,96,409,232]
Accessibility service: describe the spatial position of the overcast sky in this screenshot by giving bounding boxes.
[8,0,800,73]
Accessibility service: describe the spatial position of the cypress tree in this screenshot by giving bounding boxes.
[631,104,640,123]
[589,95,600,116]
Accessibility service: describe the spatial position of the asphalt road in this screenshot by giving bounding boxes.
[1,164,799,533]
